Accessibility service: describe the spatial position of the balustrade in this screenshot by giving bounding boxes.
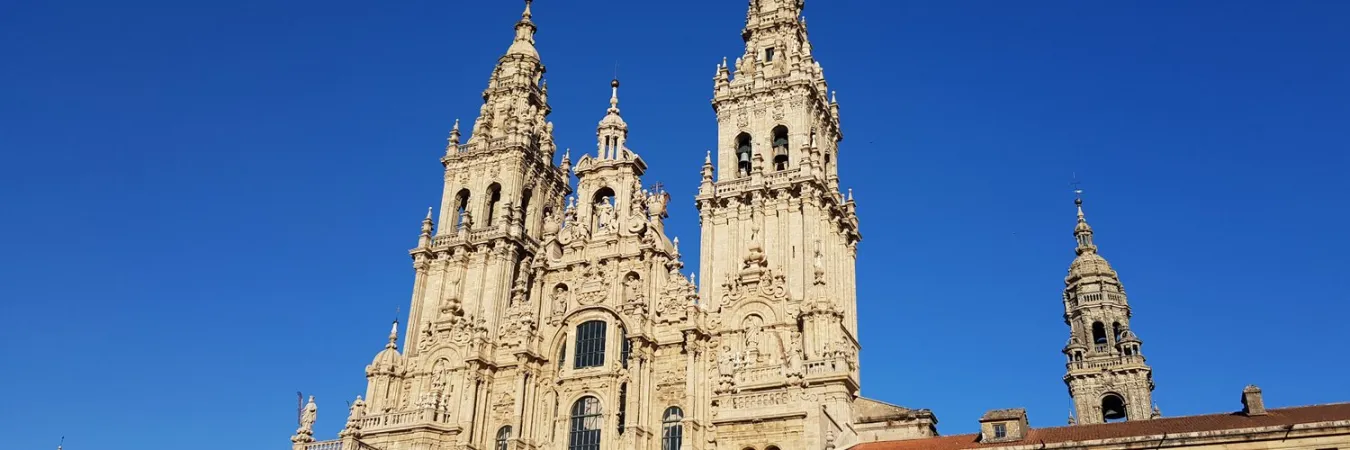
[304,441,344,450]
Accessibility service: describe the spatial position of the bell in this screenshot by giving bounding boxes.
[739,151,752,163]
[1103,407,1126,420]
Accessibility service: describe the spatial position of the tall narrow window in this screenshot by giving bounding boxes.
[496,426,512,450]
[557,333,567,369]
[455,189,472,228]
[772,126,790,171]
[765,47,776,62]
[1113,322,1123,344]
[620,326,631,369]
[520,188,533,230]
[617,383,627,435]
[736,133,753,176]
[486,183,503,226]
[569,397,603,450]
[574,321,608,369]
[661,407,684,450]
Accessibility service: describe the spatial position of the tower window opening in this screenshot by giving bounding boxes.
[574,320,607,369]
[1101,394,1128,422]
[1113,322,1124,343]
[1092,322,1108,346]
[765,47,776,62]
[772,126,790,171]
[455,189,472,228]
[569,396,603,450]
[486,183,503,226]
[736,133,753,176]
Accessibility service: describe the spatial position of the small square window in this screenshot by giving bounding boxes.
[765,47,775,62]
[993,423,1007,439]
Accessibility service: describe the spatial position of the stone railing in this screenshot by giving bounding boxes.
[359,408,454,431]
[429,228,538,249]
[739,365,783,385]
[730,391,788,409]
[302,441,344,450]
[1067,355,1145,372]
[805,358,843,376]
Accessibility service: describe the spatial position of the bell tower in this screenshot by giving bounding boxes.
[696,0,864,448]
[1062,194,1156,425]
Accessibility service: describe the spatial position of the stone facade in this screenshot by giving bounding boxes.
[288,2,924,450]
[286,2,1348,450]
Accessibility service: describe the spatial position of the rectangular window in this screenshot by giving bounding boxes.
[765,47,776,62]
[993,423,1007,439]
[574,321,608,369]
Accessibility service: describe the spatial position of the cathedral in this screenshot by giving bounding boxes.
[288,2,1350,450]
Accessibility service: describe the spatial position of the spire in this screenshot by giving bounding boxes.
[386,320,399,350]
[506,0,539,58]
[1074,194,1097,255]
[596,79,629,160]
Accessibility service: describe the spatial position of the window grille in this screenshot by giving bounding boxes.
[496,426,512,450]
[574,321,607,369]
[661,407,684,450]
[569,397,603,450]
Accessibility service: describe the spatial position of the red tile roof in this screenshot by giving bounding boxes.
[855,403,1350,450]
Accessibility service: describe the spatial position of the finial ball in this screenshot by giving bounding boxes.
[611,78,620,88]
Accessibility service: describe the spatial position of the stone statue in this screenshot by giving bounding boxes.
[339,396,366,438]
[292,396,317,443]
[717,346,738,391]
[785,330,804,377]
[552,285,569,315]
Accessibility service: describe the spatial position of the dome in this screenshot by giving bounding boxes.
[1068,252,1116,279]
[368,322,405,372]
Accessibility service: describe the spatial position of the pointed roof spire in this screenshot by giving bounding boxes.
[386,320,399,349]
[1073,192,1098,256]
[506,0,539,58]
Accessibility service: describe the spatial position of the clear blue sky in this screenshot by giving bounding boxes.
[2,1,1348,448]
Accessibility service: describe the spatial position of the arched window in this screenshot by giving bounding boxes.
[1113,322,1123,343]
[736,133,753,176]
[772,126,789,171]
[486,183,503,226]
[455,189,472,228]
[1102,393,1127,422]
[767,446,782,450]
[661,407,684,450]
[1092,322,1108,346]
[569,397,603,450]
[495,426,512,450]
[574,321,607,369]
